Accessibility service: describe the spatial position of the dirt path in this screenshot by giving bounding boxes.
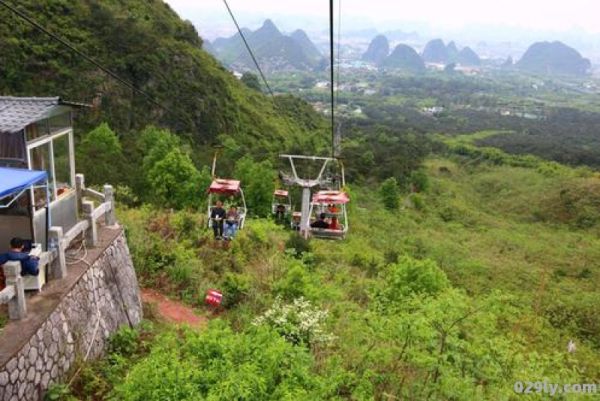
[141,288,207,328]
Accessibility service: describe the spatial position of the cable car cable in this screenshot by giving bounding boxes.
[329,0,336,158]
[221,0,275,98]
[0,0,186,123]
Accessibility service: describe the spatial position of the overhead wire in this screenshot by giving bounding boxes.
[0,0,187,124]
[334,0,343,158]
[221,0,275,98]
[329,0,336,158]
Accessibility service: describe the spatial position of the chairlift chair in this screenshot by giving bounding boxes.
[272,189,291,220]
[207,178,247,230]
[308,190,349,240]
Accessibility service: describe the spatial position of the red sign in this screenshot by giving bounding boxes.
[205,289,223,307]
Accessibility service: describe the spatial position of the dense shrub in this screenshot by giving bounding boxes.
[379,177,400,210]
[112,322,327,400]
[375,256,449,308]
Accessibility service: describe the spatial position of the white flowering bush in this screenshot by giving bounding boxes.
[253,297,335,347]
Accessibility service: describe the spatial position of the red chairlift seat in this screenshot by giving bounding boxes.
[272,189,292,216]
[207,178,247,230]
[309,190,349,240]
[208,179,241,194]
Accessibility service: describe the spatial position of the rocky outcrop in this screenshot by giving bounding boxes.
[381,44,425,72]
[516,41,591,76]
[457,46,481,66]
[422,38,449,63]
[362,35,390,64]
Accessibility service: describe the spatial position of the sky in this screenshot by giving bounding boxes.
[164,0,600,37]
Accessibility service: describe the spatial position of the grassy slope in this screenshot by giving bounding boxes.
[96,153,600,399]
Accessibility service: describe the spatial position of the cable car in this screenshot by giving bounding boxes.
[272,189,291,222]
[308,190,349,240]
[207,178,247,231]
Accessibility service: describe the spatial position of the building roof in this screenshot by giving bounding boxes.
[0,96,88,135]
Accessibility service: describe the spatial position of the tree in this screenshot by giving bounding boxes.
[233,156,276,217]
[410,169,430,192]
[77,123,124,185]
[241,72,262,92]
[146,148,211,209]
[379,177,400,210]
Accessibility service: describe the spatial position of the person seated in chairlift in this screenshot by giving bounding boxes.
[327,204,340,230]
[310,213,329,229]
[0,237,40,276]
[211,200,226,239]
[224,205,239,240]
[275,204,286,221]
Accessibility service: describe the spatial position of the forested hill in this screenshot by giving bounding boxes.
[0,0,328,153]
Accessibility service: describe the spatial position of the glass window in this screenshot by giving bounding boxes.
[48,112,71,135]
[53,133,73,197]
[29,143,54,207]
[25,121,49,142]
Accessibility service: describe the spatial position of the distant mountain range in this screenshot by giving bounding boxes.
[208,19,322,72]
[361,36,481,72]
[421,39,481,66]
[359,35,590,76]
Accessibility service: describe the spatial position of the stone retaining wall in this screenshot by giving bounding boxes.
[0,230,142,401]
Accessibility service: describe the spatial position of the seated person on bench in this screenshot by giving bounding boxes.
[310,213,329,229]
[0,237,39,276]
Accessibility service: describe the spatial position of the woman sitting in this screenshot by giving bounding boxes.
[224,206,240,240]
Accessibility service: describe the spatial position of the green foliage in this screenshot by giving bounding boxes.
[108,326,140,357]
[234,156,276,217]
[44,384,77,401]
[147,149,211,209]
[241,72,262,92]
[221,272,251,308]
[112,322,326,400]
[284,233,312,258]
[410,168,430,192]
[77,123,124,185]
[379,177,400,210]
[274,260,313,300]
[375,256,449,308]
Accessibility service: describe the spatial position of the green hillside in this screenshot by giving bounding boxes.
[4,1,600,400]
[0,1,327,154]
[59,145,600,400]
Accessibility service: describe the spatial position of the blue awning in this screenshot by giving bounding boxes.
[0,167,47,199]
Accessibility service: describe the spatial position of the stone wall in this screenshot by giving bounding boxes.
[0,230,142,401]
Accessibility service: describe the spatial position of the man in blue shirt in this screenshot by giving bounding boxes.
[0,237,39,276]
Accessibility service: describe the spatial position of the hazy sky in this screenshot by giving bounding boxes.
[165,0,600,36]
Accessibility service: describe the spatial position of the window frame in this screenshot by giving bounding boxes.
[27,127,75,207]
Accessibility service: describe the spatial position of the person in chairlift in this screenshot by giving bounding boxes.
[211,200,226,239]
[310,212,329,229]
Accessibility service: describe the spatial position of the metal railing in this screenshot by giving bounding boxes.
[0,173,115,320]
